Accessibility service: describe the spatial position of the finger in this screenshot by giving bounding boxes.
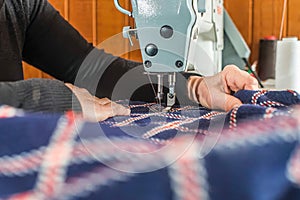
[201,88,242,111]
[66,83,93,99]
[65,83,74,90]
[244,76,259,90]
[94,102,115,121]
[232,70,258,90]
[223,66,248,90]
[224,94,242,112]
[223,65,259,91]
[111,101,131,116]
[96,97,112,105]
[78,98,113,122]
[92,102,130,122]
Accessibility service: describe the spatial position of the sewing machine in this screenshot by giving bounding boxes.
[114,0,249,108]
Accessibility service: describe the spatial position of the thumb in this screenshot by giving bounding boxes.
[224,94,242,112]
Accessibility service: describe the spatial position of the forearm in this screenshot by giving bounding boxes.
[95,57,146,100]
[23,0,117,83]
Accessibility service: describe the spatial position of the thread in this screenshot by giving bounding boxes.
[279,0,288,40]
[257,37,277,81]
[275,37,300,93]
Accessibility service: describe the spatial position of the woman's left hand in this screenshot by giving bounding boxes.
[187,65,259,111]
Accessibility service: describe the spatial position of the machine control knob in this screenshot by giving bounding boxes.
[160,25,173,39]
[145,44,158,56]
[175,60,183,68]
[144,60,152,68]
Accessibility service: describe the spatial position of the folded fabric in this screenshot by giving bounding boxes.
[101,89,300,141]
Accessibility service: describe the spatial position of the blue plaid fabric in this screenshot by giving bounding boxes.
[0,90,300,200]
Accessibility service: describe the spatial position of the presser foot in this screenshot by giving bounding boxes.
[154,94,175,112]
[162,93,176,112]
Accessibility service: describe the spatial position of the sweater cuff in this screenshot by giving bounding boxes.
[14,78,82,113]
[0,83,20,107]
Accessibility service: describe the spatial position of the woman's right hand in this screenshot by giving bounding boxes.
[65,83,130,122]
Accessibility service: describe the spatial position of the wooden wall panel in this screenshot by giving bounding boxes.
[23,0,300,79]
[23,0,67,79]
[224,0,253,46]
[95,0,131,59]
[42,0,67,79]
[22,64,42,79]
[251,0,286,62]
[48,0,66,16]
[287,0,300,38]
[96,0,127,43]
[68,0,94,42]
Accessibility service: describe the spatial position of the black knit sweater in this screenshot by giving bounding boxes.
[0,0,138,112]
[0,0,193,112]
[0,78,81,113]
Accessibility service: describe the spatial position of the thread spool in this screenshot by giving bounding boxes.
[257,36,277,81]
[275,37,300,93]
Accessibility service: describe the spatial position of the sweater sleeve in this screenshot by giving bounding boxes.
[0,79,81,113]
[21,0,198,106]
[22,0,117,83]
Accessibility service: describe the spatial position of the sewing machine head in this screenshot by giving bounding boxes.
[114,0,224,108]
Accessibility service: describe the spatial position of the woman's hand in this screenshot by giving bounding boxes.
[65,83,130,122]
[187,65,259,111]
